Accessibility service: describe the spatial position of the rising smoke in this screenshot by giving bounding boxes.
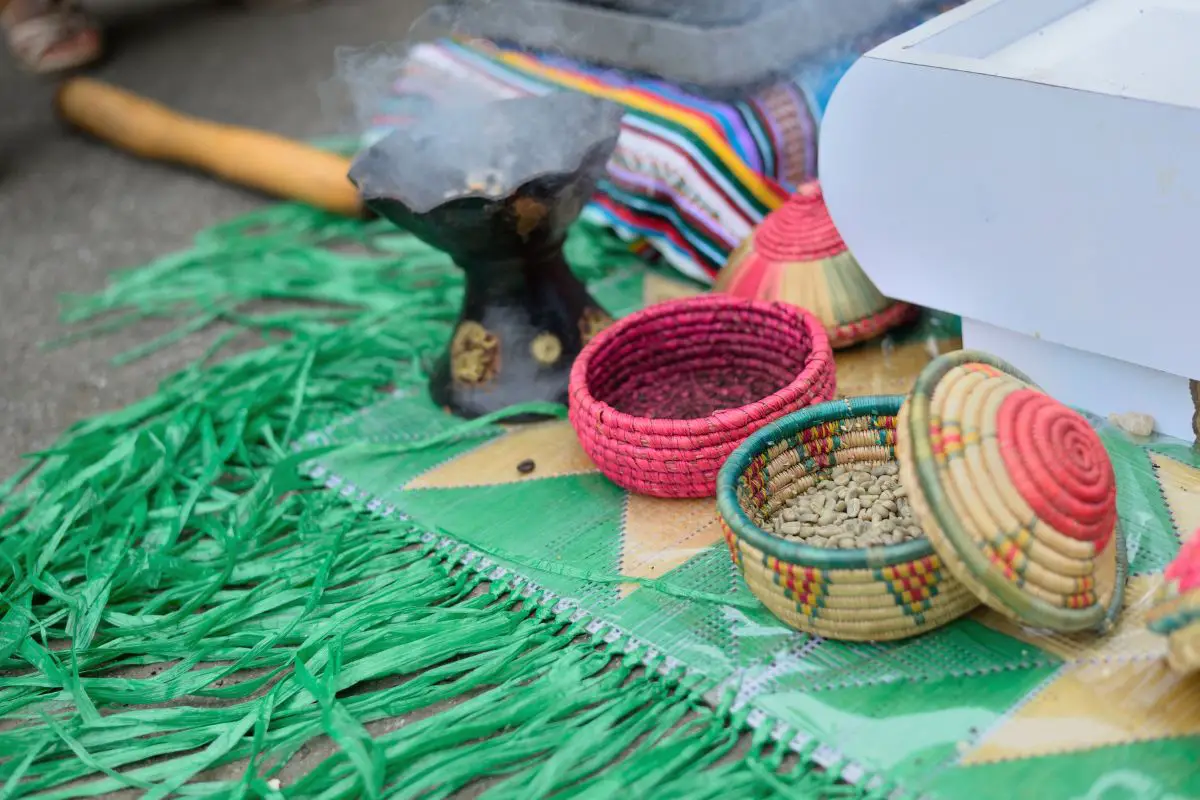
[324,0,940,149]
[347,92,626,213]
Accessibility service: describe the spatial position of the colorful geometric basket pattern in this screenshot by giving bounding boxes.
[716,396,980,641]
[314,352,1200,800]
[897,351,1126,634]
[716,182,917,349]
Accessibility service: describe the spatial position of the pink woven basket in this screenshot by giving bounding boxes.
[568,295,836,498]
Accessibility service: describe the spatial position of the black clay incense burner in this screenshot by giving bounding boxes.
[349,93,625,420]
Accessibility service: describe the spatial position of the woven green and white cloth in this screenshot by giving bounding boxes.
[1,204,1196,799]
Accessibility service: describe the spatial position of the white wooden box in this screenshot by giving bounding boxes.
[819,0,1200,439]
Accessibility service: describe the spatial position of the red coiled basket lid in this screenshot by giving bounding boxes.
[896,350,1127,634]
[717,181,915,348]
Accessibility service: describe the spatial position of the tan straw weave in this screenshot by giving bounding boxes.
[896,350,1127,633]
[716,395,980,642]
[716,182,917,349]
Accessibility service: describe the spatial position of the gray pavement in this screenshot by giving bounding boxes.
[0,0,424,473]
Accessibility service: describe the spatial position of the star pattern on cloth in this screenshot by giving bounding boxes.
[965,576,1198,764]
[961,451,1200,764]
[405,421,599,489]
[834,337,963,399]
[960,654,1200,764]
[1149,451,1200,544]
[642,271,703,306]
[404,420,725,594]
[972,575,1167,666]
[618,494,723,598]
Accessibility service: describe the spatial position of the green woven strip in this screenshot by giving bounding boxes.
[0,207,855,798]
[285,231,1192,797]
[16,200,1193,800]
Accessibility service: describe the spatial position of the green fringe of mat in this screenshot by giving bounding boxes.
[1,205,866,798]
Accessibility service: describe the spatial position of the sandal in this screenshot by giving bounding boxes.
[1,0,102,75]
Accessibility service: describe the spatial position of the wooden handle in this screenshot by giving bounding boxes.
[55,77,363,217]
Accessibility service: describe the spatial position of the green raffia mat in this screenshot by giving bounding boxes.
[307,356,1200,800]
[296,251,1196,793]
[0,206,856,799]
[4,201,1198,799]
[311,405,1200,800]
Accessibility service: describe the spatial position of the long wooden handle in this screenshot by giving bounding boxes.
[55,77,363,217]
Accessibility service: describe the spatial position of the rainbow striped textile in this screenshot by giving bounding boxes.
[377,9,951,283]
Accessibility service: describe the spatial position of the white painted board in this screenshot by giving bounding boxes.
[963,319,1196,439]
[819,0,1200,408]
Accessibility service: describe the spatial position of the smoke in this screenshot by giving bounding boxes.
[322,0,952,225]
[321,0,576,145]
[348,92,625,213]
[319,41,411,140]
[323,0,946,147]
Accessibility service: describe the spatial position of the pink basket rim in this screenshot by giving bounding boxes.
[569,295,833,439]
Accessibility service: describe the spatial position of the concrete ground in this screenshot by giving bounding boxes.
[0,0,425,473]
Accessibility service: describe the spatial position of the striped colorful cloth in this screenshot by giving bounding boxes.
[376,8,952,283]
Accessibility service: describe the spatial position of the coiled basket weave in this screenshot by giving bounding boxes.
[896,350,1127,633]
[716,181,916,349]
[717,350,1129,641]
[1147,529,1200,675]
[716,395,981,641]
[568,295,835,499]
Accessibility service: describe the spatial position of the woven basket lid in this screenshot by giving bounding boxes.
[716,181,915,349]
[895,350,1128,633]
[1147,528,1200,673]
[1163,530,1200,596]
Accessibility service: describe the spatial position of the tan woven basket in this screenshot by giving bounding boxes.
[717,351,1130,642]
[716,182,917,349]
[896,350,1127,633]
[716,395,980,641]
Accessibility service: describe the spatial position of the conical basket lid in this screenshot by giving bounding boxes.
[717,181,913,348]
[895,350,1127,633]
